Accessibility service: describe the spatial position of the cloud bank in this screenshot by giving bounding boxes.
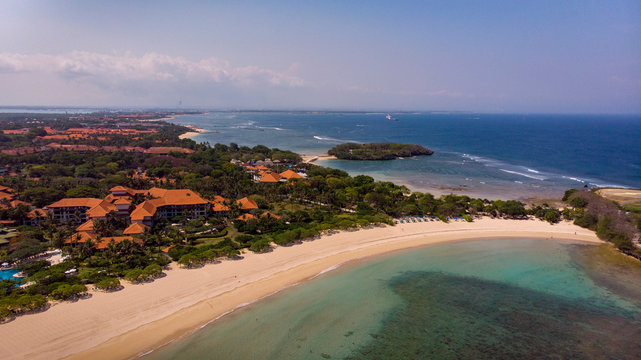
[0,51,304,104]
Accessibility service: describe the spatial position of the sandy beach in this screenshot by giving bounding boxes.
[0,219,599,360]
[302,154,338,163]
[178,125,208,140]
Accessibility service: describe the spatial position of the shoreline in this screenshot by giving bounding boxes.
[0,219,599,360]
[301,154,337,163]
[178,125,208,140]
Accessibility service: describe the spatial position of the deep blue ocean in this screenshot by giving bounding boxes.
[171,112,641,199]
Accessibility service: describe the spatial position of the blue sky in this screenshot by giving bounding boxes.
[0,0,639,113]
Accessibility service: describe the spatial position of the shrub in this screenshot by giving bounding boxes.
[124,268,145,283]
[569,196,587,208]
[17,260,50,276]
[142,264,163,279]
[543,210,561,223]
[50,284,87,300]
[0,306,11,321]
[249,239,271,253]
[95,277,121,291]
[574,213,598,229]
[16,294,47,312]
[78,269,102,283]
[562,189,578,201]
[178,254,203,268]
[235,234,255,245]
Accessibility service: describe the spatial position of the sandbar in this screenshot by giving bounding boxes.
[0,219,600,360]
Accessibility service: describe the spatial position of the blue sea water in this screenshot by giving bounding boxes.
[170,112,641,199]
[143,239,641,360]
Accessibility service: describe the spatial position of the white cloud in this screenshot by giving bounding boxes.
[0,51,304,89]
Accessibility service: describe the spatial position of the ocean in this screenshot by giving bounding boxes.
[143,238,641,359]
[169,112,641,199]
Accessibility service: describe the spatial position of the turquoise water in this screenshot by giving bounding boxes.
[168,112,641,198]
[143,238,641,359]
[0,269,19,280]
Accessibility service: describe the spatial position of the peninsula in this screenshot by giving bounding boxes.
[328,142,433,160]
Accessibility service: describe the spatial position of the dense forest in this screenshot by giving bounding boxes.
[328,142,433,160]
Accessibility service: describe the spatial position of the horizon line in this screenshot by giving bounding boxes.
[0,105,639,116]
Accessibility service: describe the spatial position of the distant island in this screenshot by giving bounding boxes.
[328,142,434,160]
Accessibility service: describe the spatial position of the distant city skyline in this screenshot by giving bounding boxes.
[0,0,639,113]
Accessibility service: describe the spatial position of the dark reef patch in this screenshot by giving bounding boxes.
[346,272,641,360]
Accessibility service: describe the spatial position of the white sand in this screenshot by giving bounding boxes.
[0,219,600,360]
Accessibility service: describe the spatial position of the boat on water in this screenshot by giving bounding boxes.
[386,114,398,121]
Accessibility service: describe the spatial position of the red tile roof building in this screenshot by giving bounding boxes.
[236,197,258,210]
[47,198,104,223]
[130,189,209,226]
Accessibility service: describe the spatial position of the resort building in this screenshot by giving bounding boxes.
[236,197,258,211]
[46,186,210,226]
[27,208,48,226]
[47,198,104,223]
[236,213,257,221]
[258,171,282,183]
[279,169,304,180]
[260,211,281,220]
[123,223,149,235]
[130,189,209,226]
[210,195,231,214]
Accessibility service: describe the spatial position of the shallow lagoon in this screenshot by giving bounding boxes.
[144,238,641,359]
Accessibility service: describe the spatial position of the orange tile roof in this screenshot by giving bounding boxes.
[0,186,13,193]
[76,219,95,232]
[255,165,269,170]
[123,222,149,235]
[211,195,229,203]
[114,198,132,205]
[128,188,208,221]
[86,200,117,218]
[280,170,303,179]
[0,192,14,201]
[2,128,29,134]
[236,213,257,221]
[260,211,281,220]
[236,197,258,210]
[64,231,98,244]
[144,147,195,154]
[47,198,103,208]
[259,173,282,183]
[160,189,209,205]
[110,186,134,193]
[130,200,159,221]
[136,187,169,198]
[211,202,231,212]
[27,208,48,218]
[9,200,31,207]
[94,236,142,250]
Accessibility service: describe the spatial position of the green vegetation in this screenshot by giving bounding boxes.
[328,142,433,160]
[564,189,640,258]
[95,277,121,291]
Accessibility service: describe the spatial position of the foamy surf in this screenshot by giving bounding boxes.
[500,169,546,181]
